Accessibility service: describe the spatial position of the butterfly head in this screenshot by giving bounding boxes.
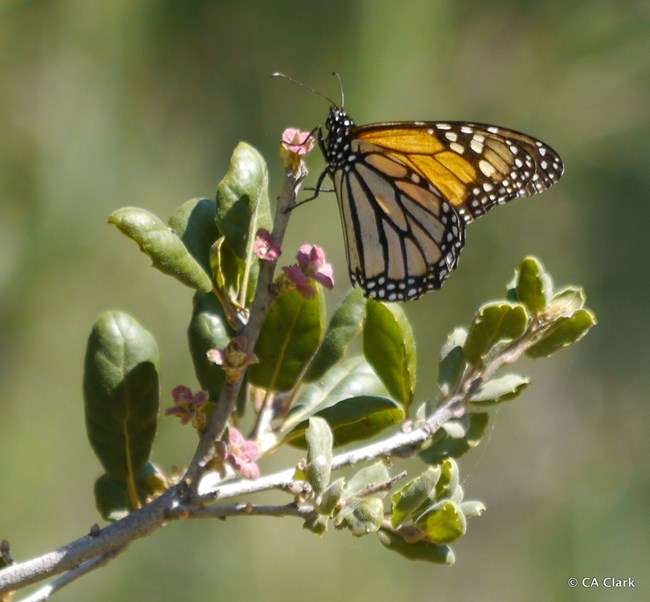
[323,105,356,168]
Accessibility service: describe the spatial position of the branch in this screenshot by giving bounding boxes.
[18,549,120,602]
[174,502,314,521]
[183,162,307,487]
[0,487,174,595]
[197,404,459,503]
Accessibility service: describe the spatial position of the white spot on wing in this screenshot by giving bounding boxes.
[479,159,496,177]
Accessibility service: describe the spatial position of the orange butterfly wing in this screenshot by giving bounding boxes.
[319,106,564,301]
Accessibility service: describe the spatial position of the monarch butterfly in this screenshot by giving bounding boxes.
[274,73,564,302]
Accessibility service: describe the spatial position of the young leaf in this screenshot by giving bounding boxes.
[463,302,528,367]
[210,236,259,308]
[303,288,366,382]
[284,396,404,449]
[318,478,346,516]
[526,309,596,358]
[249,288,325,391]
[419,413,489,464]
[187,291,234,399]
[83,311,159,484]
[414,500,467,544]
[338,498,384,537]
[345,461,391,496]
[377,529,455,565]
[469,374,530,406]
[515,256,553,316]
[391,466,441,527]
[548,286,586,315]
[168,197,220,277]
[363,299,416,408]
[108,207,213,292]
[303,514,329,536]
[434,458,460,500]
[438,328,467,396]
[305,417,333,495]
[215,142,271,260]
[459,500,487,519]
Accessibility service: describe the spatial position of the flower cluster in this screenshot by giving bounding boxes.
[214,427,261,480]
[254,228,281,262]
[206,336,259,385]
[279,128,315,172]
[165,386,208,425]
[282,244,335,299]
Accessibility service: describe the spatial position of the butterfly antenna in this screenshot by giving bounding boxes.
[331,71,344,108]
[271,72,337,106]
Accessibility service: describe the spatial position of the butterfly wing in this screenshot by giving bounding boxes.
[354,121,564,224]
[321,109,563,301]
[332,140,465,301]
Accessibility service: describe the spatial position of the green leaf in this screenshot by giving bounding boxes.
[548,286,586,315]
[434,458,460,500]
[187,291,234,399]
[210,235,259,308]
[285,357,387,430]
[391,466,441,527]
[83,311,159,483]
[363,299,417,408]
[438,328,467,396]
[249,287,325,392]
[215,142,271,259]
[526,309,596,358]
[284,396,404,449]
[304,288,366,382]
[168,198,220,278]
[303,514,329,536]
[415,500,467,544]
[345,461,391,496]
[419,413,489,464]
[470,374,530,406]
[463,302,528,367]
[305,417,333,494]
[94,462,167,521]
[459,500,487,519]
[338,498,384,537]
[319,478,346,516]
[515,256,552,316]
[377,530,455,565]
[94,473,129,522]
[109,207,213,292]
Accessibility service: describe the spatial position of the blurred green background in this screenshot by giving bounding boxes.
[1,0,648,600]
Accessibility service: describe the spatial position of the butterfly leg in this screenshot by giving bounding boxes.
[283,168,332,213]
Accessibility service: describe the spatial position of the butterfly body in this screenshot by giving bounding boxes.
[319,106,563,301]
[316,104,564,302]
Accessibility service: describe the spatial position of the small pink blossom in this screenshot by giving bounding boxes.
[282,264,317,299]
[254,228,281,262]
[281,128,315,155]
[296,244,335,289]
[280,244,335,299]
[227,428,261,480]
[280,128,314,172]
[165,386,208,424]
[207,336,259,384]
